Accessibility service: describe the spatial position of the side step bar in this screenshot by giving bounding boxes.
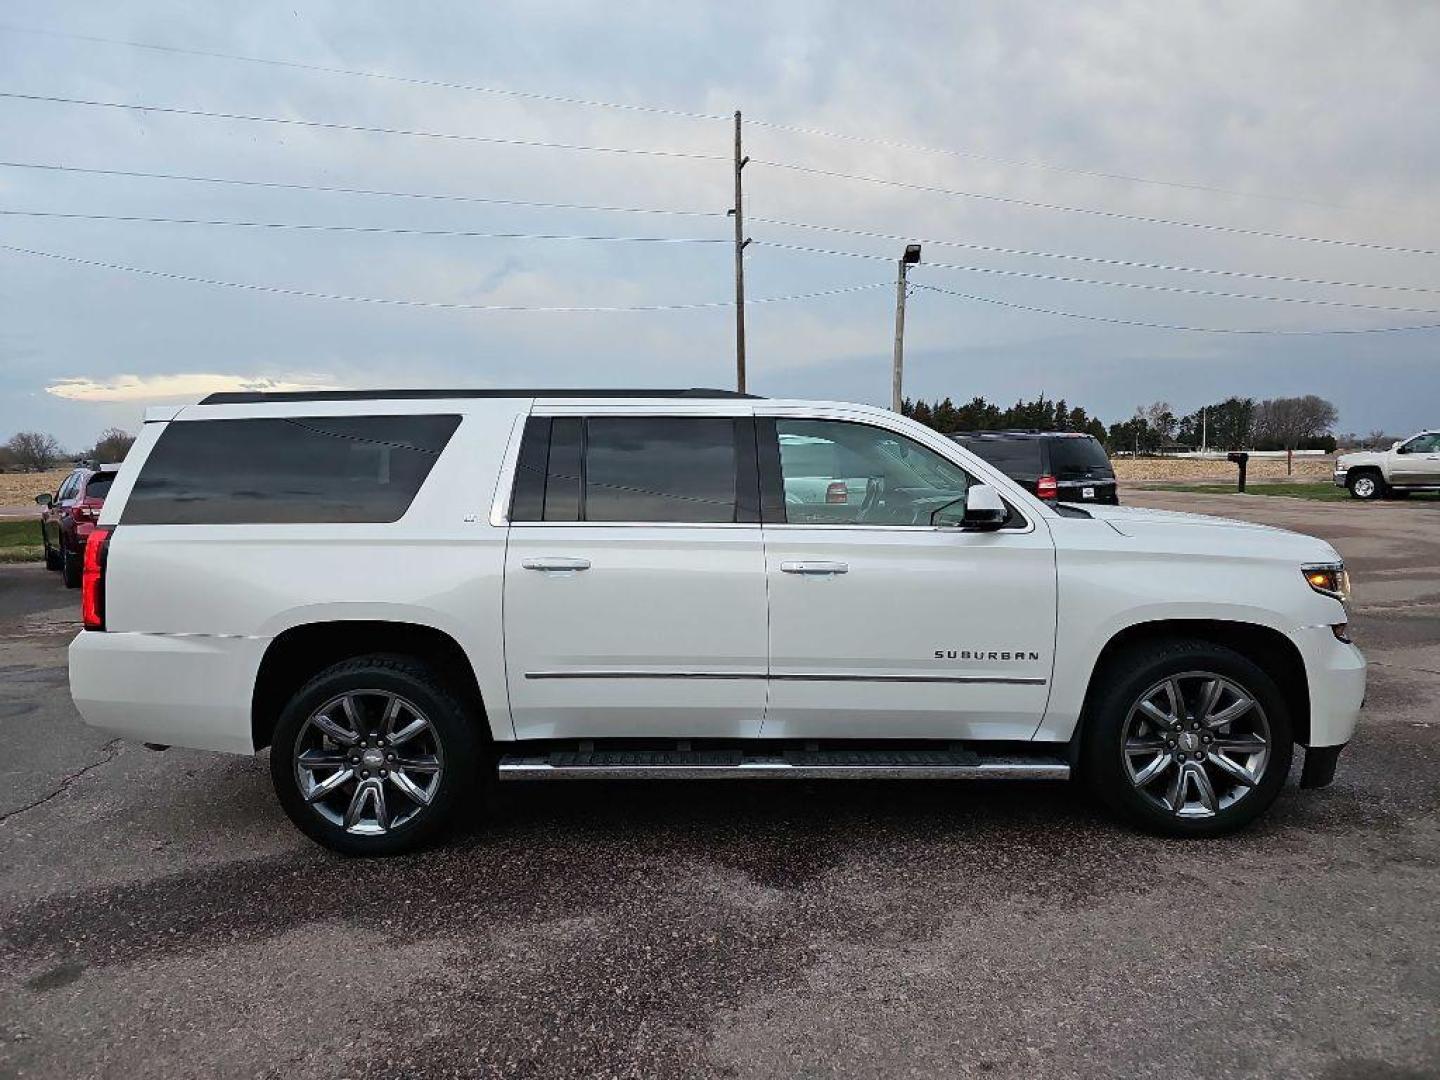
[497,748,1070,782]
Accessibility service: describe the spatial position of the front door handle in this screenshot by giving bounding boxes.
[780,560,849,575]
[522,557,591,572]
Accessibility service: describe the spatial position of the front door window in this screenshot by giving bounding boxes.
[776,419,969,526]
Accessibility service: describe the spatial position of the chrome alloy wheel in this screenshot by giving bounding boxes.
[1352,475,1377,499]
[294,690,444,836]
[1121,672,1270,820]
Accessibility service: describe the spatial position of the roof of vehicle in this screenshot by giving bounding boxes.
[198,388,759,404]
[948,430,1101,440]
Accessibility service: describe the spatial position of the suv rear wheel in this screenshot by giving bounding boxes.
[1083,640,1292,837]
[1347,470,1385,500]
[270,654,480,855]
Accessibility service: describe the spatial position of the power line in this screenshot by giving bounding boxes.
[0,209,726,244]
[1,23,1348,211]
[0,160,724,217]
[754,240,1440,315]
[752,216,1440,296]
[911,282,1440,335]
[0,91,727,161]
[0,24,732,122]
[751,159,1440,258]
[0,241,887,311]
[741,119,1347,210]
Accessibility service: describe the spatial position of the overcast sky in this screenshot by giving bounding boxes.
[1,0,1437,448]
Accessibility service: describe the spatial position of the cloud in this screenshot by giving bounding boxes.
[44,373,342,402]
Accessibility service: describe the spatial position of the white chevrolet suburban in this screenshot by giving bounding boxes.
[68,389,1365,854]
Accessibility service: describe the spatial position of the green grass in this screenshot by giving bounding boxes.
[1154,483,1363,502]
[0,518,44,562]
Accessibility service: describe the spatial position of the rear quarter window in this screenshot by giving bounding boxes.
[955,437,1043,476]
[122,414,461,525]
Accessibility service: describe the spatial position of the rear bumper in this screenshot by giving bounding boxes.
[68,630,265,755]
[1289,624,1366,748]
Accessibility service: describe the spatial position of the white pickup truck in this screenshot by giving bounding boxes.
[68,389,1364,854]
[1334,431,1440,499]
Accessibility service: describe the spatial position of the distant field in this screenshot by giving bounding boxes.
[1113,455,1333,484]
[0,468,71,505]
[1152,483,1371,503]
[0,519,43,563]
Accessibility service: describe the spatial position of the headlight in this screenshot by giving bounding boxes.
[1302,562,1351,603]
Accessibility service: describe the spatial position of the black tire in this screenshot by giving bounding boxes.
[270,654,481,856]
[1346,470,1385,500]
[42,530,62,571]
[61,547,81,588]
[1082,638,1293,837]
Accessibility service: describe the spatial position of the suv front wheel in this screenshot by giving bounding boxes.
[270,655,480,855]
[1083,640,1292,836]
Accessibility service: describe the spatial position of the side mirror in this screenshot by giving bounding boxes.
[34,493,52,507]
[1393,441,1407,453]
[932,484,1007,531]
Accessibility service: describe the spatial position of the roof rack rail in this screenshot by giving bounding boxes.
[198,388,760,405]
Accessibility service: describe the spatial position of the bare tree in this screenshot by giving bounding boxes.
[1365,429,1392,450]
[1253,395,1338,473]
[89,427,136,463]
[6,431,62,472]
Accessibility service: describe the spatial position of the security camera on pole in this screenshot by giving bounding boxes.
[892,243,922,413]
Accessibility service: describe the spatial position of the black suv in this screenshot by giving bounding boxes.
[949,431,1118,505]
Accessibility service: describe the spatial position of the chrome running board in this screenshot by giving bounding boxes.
[497,747,1070,782]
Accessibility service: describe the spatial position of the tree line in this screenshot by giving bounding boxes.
[0,428,136,472]
[902,393,1343,453]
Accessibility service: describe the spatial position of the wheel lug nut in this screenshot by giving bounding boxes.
[379,769,387,777]
[360,770,369,778]
[386,753,395,761]
[1166,740,1176,748]
[1177,754,1186,762]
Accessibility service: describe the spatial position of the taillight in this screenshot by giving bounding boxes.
[825,481,849,504]
[81,526,113,631]
[1037,474,1058,500]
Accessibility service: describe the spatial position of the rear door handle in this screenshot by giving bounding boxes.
[522,557,591,572]
[779,560,849,575]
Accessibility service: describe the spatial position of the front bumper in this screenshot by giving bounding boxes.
[1289,624,1366,748]
[1332,466,1348,488]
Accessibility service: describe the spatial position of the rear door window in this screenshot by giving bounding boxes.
[122,414,461,524]
[510,416,754,524]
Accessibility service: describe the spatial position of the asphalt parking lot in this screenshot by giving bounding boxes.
[1,490,1437,1080]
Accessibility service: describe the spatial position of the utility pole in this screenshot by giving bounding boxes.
[730,111,749,394]
[891,243,922,413]
[1201,407,1208,453]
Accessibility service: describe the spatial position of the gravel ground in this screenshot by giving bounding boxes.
[0,489,1436,1079]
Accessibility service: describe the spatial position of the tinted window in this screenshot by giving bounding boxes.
[1403,433,1440,453]
[955,437,1043,476]
[584,417,738,523]
[84,473,115,501]
[58,472,82,502]
[123,414,460,525]
[778,419,970,526]
[1047,437,1114,479]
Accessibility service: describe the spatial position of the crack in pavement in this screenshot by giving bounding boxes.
[0,740,121,825]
